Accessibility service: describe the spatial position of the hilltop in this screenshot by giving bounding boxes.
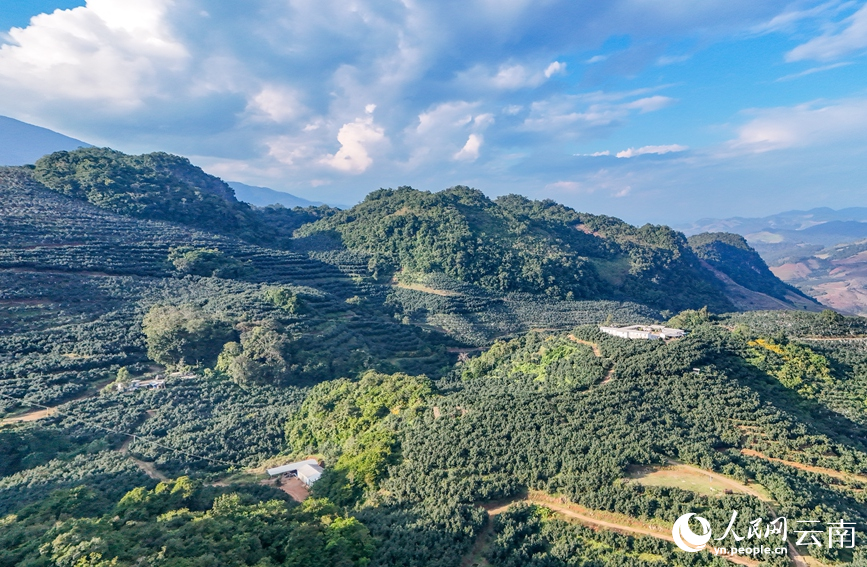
[300,186,817,313]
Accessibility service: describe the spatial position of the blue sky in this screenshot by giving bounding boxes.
[1,1,866,224]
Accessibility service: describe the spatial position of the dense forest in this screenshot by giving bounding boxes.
[298,186,815,312]
[1,148,863,566]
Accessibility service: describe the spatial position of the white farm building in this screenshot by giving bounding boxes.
[599,325,685,340]
[267,459,325,486]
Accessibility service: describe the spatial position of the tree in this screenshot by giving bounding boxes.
[263,287,303,313]
[168,247,246,278]
[141,304,235,368]
[217,326,290,385]
[667,307,711,329]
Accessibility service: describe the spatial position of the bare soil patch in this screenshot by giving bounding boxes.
[0,407,58,425]
[265,476,309,502]
[394,281,461,296]
[628,461,771,501]
[469,491,761,567]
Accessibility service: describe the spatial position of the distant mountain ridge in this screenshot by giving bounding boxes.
[682,207,867,316]
[681,207,867,236]
[228,181,325,208]
[0,115,89,165]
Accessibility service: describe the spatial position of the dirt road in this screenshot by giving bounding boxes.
[566,334,615,383]
[741,449,867,485]
[466,492,761,567]
[0,378,115,426]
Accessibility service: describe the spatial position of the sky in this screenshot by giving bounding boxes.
[1,1,866,224]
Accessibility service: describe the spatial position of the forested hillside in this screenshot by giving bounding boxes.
[299,186,818,313]
[688,232,809,303]
[2,148,858,567]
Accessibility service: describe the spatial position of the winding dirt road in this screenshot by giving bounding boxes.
[566,334,615,383]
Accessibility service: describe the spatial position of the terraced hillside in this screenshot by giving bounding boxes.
[2,149,860,567]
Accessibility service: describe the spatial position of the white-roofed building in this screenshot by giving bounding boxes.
[296,463,324,486]
[267,459,325,486]
[599,325,685,340]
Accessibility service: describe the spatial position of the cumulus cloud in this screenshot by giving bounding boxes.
[454,134,483,161]
[321,108,386,173]
[616,144,688,158]
[0,0,807,212]
[544,61,567,78]
[248,85,307,123]
[787,3,867,61]
[0,0,187,107]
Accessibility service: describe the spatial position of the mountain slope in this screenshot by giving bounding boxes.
[31,147,335,247]
[683,208,867,315]
[687,232,812,303]
[299,186,818,313]
[0,115,89,166]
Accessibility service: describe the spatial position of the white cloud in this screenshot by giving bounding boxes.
[462,60,569,90]
[454,134,483,161]
[0,0,187,107]
[755,1,849,34]
[0,0,806,214]
[266,136,315,167]
[321,113,386,173]
[730,98,867,152]
[775,61,851,81]
[616,144,688,158]
[544,61,567,78]
[787,3,867,61]
[493,64,536,88]
[656,54,691,65]
[546,180,586,192]
[521,90,676,135]
[416,101,479,134]
[625,95,676,113]
[544,169,633,198]
[575,151,611,156]
[248,85,306,123]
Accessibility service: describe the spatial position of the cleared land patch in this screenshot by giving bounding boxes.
[627,462,771,501]
[394,281,460,296]
[264,476,309,502]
